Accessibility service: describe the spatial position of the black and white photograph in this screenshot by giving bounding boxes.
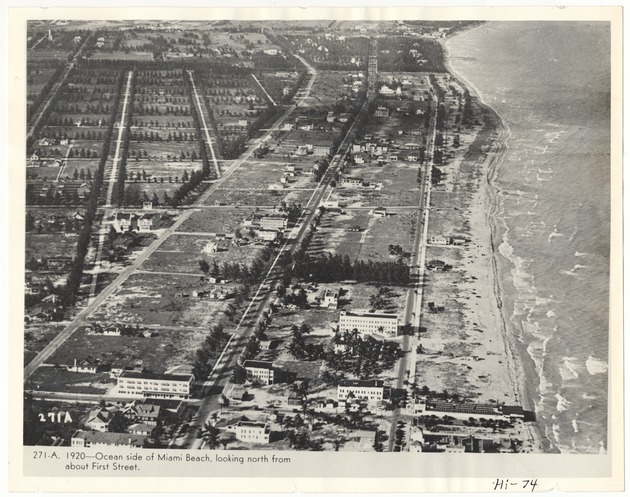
[8,4,623,492]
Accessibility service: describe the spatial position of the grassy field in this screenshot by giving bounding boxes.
[127,141,199,162]
[90,272,229,327]
[177,208,248,234]
[24,324,67,365]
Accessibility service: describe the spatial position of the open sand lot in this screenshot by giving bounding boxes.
[178,208,250,234]
[218,161,290,191]
[90,272,229,328]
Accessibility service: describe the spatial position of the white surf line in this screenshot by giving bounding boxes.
[104,71,133,207]
[251,74,277,106]
[55,139,74,182]
[187,70,221,179]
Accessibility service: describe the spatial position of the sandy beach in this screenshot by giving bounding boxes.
[411,31,550,451]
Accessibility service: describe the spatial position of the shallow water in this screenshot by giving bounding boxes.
[447,21,610,453]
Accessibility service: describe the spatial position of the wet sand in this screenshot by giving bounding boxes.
[411,32,552,451]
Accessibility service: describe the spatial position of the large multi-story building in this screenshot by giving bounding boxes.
[234,421,271,443]
[242,360,275,385]
[260,216,288,231]
[116,371,194,399]
[337,379,385,402]
[338,310,399,337]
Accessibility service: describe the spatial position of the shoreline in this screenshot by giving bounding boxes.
[440,29,556,452]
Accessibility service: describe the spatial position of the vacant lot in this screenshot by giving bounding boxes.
[219,161,288,191]
[177,208,248,234]
[90,272,229,327]
[205,188,285,207]
[29,366,113,395]
[47,326,207,374]
[128,141,199,162]
[26,233,78,260]
[309,208,418,263]
[141,239,263,274]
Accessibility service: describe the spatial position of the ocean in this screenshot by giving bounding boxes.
[446,22,610,453]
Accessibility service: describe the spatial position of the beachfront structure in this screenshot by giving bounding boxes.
[234,421,271,443]
[415,400,525,421]
[337,379,385,402]
[243,360,275,385]
[71,430,147,448]
[338,310,400,337]
[116,371,194,399]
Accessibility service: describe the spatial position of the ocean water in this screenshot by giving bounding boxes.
[447,22,610,453]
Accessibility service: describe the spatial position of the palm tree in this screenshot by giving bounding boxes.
[200,421,220,449]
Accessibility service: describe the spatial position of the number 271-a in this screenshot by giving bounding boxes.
[38,412,73,423]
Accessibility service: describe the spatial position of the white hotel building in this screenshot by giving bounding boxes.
[116,371,194,399]
[337,379,385,403]
[338,310,400,337]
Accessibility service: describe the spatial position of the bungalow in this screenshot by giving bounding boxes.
[406,153,419,162]
[84,408,114,432]
[353,153,368,164]
[66,357,99,374]
[388,153,399,162]
[127,423,154,436]
[203,241,219,254]
[378,85,395,96]
[102,324,123,336]
[352,143,366,153]
[225,384,248,402]
[373,208,388,218]
[255,229,280,242]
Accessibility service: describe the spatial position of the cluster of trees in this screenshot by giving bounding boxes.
[324,330,403,381]
[377,38,447,73]
[167,168,206,207]
[54,102,111,114]
[131,119,193,128]
[192,324,229,380]
[131,104,191,116]
[26,184,90,206]
[290,252,411,285]
[462,89,473,126]
[61,69,126,305]
[431,165,444,185]
[129,130,197,142]
[71,168,94,180]
[66,148,99,159]
[288,322,324,361]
